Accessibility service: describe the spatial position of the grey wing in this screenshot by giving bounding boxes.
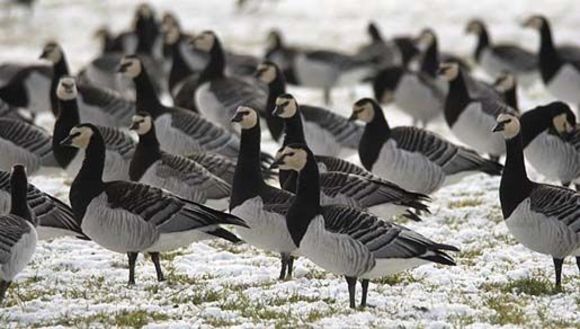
[225,52,261,77]
[77,84,135,125]
[563,129,580,153]
[529,184,580,233]
[262,203,290,216]
[104,181,245,233]
[0,119,52,158]
[558,45,580,71]
[306,50,366,71]
[493,45,538,70]
[480,99,514,118]
[97,126,136,160]
[0,215,31,265]
[208,77,268,116]
[463,72,502,100]
[260,184,294,206]
[301,105,364,149]
[314,155,373,178]
[186,151,236,185]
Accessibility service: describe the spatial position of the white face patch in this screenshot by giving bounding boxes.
[496,113,520,139]
[193,33,215,52]
[439,63,459,81]
[257,64,277,84]
[57,77,78,101]
[466,21,482,34]
[352,102,375,123]
[524,16,543,30]
[380,90,394,104]
[276,147,308,171]
[236,106,258,130]
[43,45,63,63]
[416,31,434,50]
[275,97,297,118]
[552,113,573,134]
[495,74,515,92]
[164,26,180,45]
[69,126,94,149]
[137,4,152,18]
[132,115,152,135]
[120,58,142,78]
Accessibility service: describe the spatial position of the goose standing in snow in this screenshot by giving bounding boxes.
[523,15,580,109]
[60,124,247,284]
[0,165,38,304]
[350,98,502,194]
[53,77,135,181]
[493,113,580,290]
[466,19,537,85]
[0,63,51,115]
[191,31,267,132]
[0,169,84,240]
[271,144,458,308]
[438,62,515,161]
[129,112,231,209]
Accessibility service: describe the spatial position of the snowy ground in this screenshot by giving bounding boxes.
[1,0,580,328]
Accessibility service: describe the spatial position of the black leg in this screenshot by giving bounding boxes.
[576,257,580,273]
[279,253,288,281]
[360,279,369,308]
[553,258,564,291]
[127,252,138,285]
[286,256,295,280]
[345,276,357,309]
[149,252,165,282]
[0,280,11,304]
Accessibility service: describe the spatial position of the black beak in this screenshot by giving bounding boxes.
[59,135,75,146]
[269,157,284,170]
[129,122,139,130]
[39,50,49,59]
[492,122,506,132]
[436,67,447,76]
[254,68,265,78]
[231,112,244,123]
[272,106,283,117]
[348,113,358,122]
[117,62,131,73]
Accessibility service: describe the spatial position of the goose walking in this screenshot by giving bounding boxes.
[493,113,580,290]
[60,123,247,284]
[350,98,502,194]
[0,165,38,304]
[271,144,458,308]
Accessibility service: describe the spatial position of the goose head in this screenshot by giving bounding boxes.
[118,55,143,78]
[130,112,153,135]
[437,62,460,81]
[350,98,377,123]
[231,106,259,130]
[255,61,280,84]
[191,31,216,52]
[60,124,98,149]
[493,113,520,139]
[56,77,78,101]
[273,94,298,118]
[271,144,309,172]
[40,41,63,63]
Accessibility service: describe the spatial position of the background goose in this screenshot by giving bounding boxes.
[191,31,268,132]
[355,22,408,70]
[0,165,38,304]
[493,72,519,111]
[438,62,514,161]
[0,170,84,240]
[0,118,56,174]
[129,113,231,209]
[523,15,580,110]
[466,19,538,85]
[351,98,502,194]
[493,113,580,290]
[264,30,301,86]
[230,107,297,280]
[0,98,30,122]
[0,63,52,116]
[61,123,246,285]
[53,77,135,181]
[271,144,458,308]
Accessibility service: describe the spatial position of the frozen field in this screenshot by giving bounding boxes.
[0,0,579,328]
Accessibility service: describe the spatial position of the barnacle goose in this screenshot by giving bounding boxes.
[0,98,30,122]
[0,165,37,304]
[523,15,580,107]
[493,113,580,290]
[129,113,231,209]
[355,22,408,69]
[271,144,458,308]
[438,62,515,161]
[466,19,537,85]
[53,77,135,181]
[493,72,519,112]
[270,92,363,157]
[264,30,301,85]
[518,102,580,188]
[0,117,56,174]
[191,31,267,132]
[350,98,502,194]
[39,42,135,127]
[0,170,84,240]
[0,62,51,115]
[60,123,246,284]
[230,106,297,280]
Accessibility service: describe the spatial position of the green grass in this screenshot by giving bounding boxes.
[448,198,483,208]
[483,294,527,325]
[481,277,556,296]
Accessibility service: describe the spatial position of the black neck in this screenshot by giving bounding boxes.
[130,128,162,181]
[279,113,306,191]
[444,73,471,126]
[168,37,194,93]
[500,133,534,218]
[503,86,518,111]
[134,68,163,117]
[519,107,556,147]
[421,40,440,77]
[9,173,33,224]
[230,124,265,210]
[50,56,70,116]
[53,98,80,167]
[265,74,287,142]
[359,106,390,171]
[537,23,562,82]
[286,151,321,247]
[474,28,490,61]
[197,39,226,85]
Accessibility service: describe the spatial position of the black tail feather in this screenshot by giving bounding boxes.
[207,227,244,244]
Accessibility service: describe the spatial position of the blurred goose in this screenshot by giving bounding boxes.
[523,15,580,107]
[0,98,30,122]
[493,113,580,290]
[438,62,515,161]
[53,77,135,181]
[493,72,519,111]
[191,31,267,132]
[264,30,301,85]
[0,118,55,174]
[466,19,537,85]
[0,165,37,304]
[61,123,247,284]
[355,22,409,69]
[0,62,51,115]
[350,98,502,194]
[271,144,458,308]
[129,113,231,209]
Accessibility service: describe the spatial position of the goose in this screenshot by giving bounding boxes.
[264,30,301,85]
[518,102,580,188]
[355,22,407,69]
[493,72,519,112]
[0,117,56,174]
[438,62,515,161]
[350,98,502,194]
[0,62,52,115]
[271,144,458,308]
[492,113,580,290]
[0,169,84,240]
[0,165,37,304]
[269,92,363,157]
[466,19,537,85]
[230,106,297,280]
[77,52,134,99]
[0,98,30,122]
[414,29,470,78]
[60,123,247,284]
[129,112,231,209]
[39,42,135,127]
[191,31,268,132]
[523,15,580,106]
[53,77,135,181]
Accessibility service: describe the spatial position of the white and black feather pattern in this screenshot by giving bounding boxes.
[315,155,374,178]
[98,126,135,160]
[0,99,27,122]
[525,131,580,184]
[186,151,236,185]
[0,119,54,173]
[529,185,580,232]
[0,215,37,281]
[301,105,364,150]
[77,84,135,127]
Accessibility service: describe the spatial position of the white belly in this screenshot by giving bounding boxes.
[525,132,580,183]
[155,114,203,156]
[547,65,580,104]
[361,257,428,279]
[144,230,214,252]
[451,103,505,156]
[0,223,37,282]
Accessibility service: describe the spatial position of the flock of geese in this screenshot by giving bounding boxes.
[0,4,579,310]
